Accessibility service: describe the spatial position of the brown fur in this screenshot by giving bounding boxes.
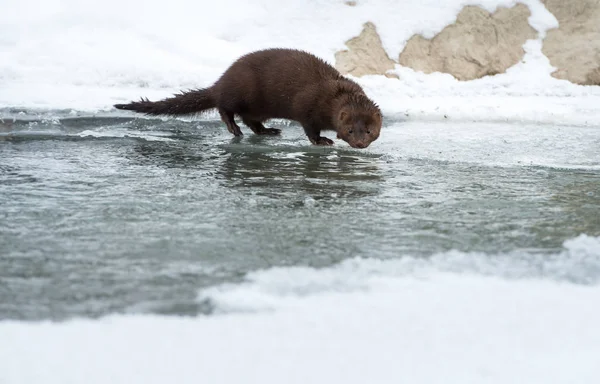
[114,48,382,148]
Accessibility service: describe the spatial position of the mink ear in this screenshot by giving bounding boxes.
[373,111,382,120]
[339,109,348,122]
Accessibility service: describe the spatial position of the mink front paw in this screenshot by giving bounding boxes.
[310,136,334,146]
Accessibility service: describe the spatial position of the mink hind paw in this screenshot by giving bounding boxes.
[226,125,243,136]
[310,137,335,146]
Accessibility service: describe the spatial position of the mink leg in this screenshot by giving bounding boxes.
[241,116,281,135]
[302,124,334,146]
[218,108,243,136]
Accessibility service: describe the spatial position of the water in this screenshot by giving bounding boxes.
[1,113,599,321]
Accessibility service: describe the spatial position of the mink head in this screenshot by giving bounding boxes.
[334,96,382,149]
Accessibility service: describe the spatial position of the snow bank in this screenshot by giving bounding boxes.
[1,2,599,380]
[1,0,600,120]
[1,235,600,384]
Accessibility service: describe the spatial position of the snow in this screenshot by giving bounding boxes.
[1,235,600,384]
[2,1,600,382]
[1,0,600,122]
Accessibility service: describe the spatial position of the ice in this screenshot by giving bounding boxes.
[374,120,600,170]
[76,128,175,141]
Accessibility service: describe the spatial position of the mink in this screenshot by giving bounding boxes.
[114,48,382,148]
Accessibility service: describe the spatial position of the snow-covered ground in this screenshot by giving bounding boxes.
[1,1,600,383]
[2,235,600,384]
[2,0,600,124]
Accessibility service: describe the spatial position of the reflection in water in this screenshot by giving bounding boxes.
[217,145,383,200]
[127,126,384,201]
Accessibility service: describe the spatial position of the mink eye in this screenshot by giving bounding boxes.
[367,130,371,134]
[348,130,353,134]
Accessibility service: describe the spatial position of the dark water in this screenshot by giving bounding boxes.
[1,113,599,320]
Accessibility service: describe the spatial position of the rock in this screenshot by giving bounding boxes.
[398,4,536,81]
[334,22,398,78]
[542,0,600,85]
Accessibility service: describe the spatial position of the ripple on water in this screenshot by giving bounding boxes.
[0,115,599,320]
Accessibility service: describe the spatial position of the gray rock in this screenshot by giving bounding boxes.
[397,4,536,81]
[542,0,600,85]
[334,22,398,78]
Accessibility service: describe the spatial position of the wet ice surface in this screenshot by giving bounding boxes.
[1,114,599,320]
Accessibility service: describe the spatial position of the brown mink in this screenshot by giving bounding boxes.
[114,48,382,148]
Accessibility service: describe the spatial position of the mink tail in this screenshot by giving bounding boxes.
[114,88,216,116]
